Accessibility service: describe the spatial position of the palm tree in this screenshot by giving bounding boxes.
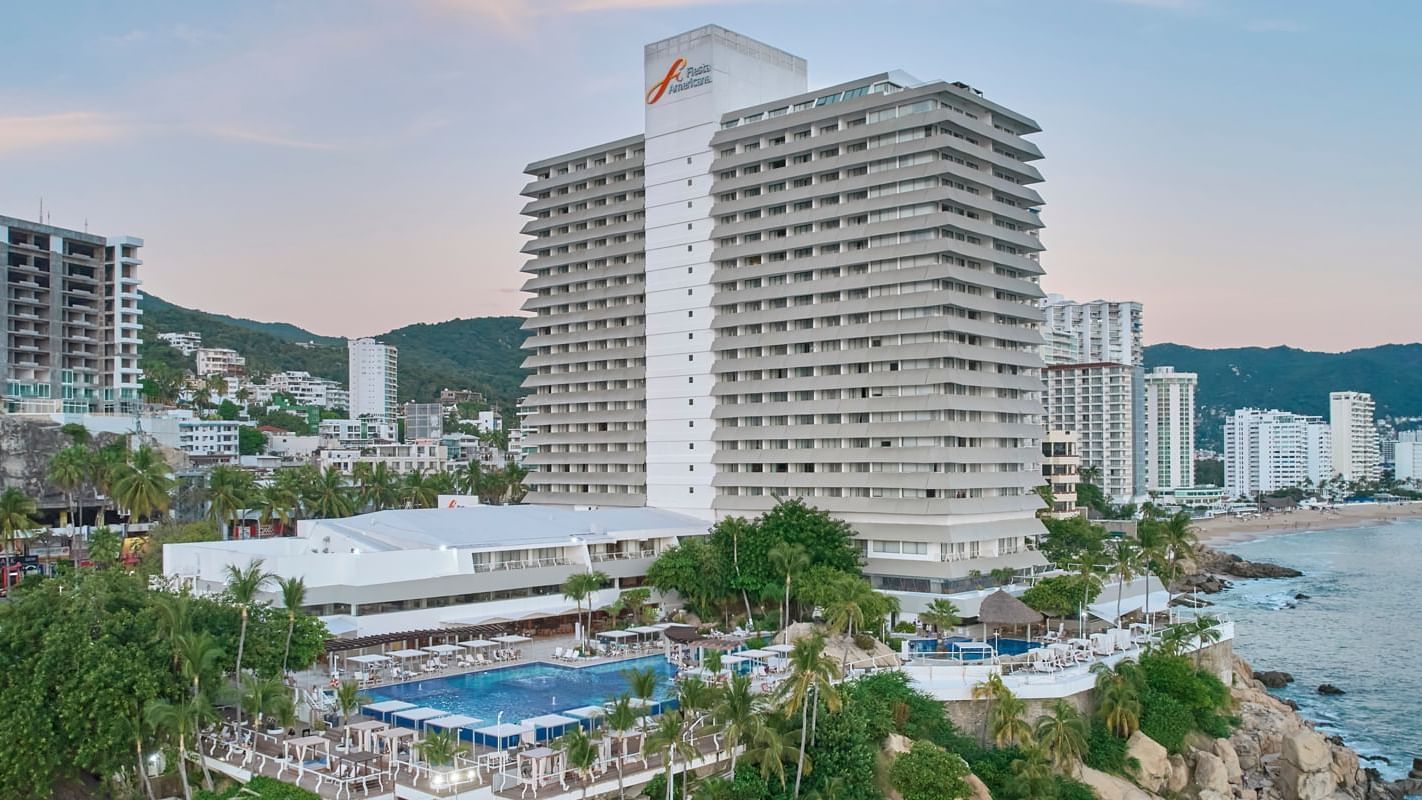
[779,634,840,799]
[401,469,440,509]
[335,680,369,730]
[1034,700,1088,769]
[174,630,224,708]
[712,673,762,775]
[823,575,870,640]
[112,446,173,525]
[239,674,288,731]
[277,576,307,674]
[206,465,253,540]
[90,442,130,527]
[357,462,400,511]
[48,445,89,529]
[253,482,296,536]
[456,460,484,499]
[676,675,718,740]
[155,595,195,671]
[918,598,961,633]
[624,666,659,712]
[645,710,696,800]
[0,487,39,555]
[559,725,601,800]
[743,716,799,792]
[970,673,1006,746]
[305,466,354,519]
[87,528,121,567]
[563,570,610,649]
[1010,744,1056,799]
[129,698,159,800]
[415,727,463,768]
[1110,536,1142,627]
[224,559,275,727]
[1091,662,1142,737]
[145,695,218,800]
[605,694,638,799]
[502,462,530,504]
[767,542,810,632]
[1135,521,1167,624]
[988,686,1033,747]
[1182,615,1223,668]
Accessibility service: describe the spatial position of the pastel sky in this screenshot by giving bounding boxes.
[2,0,1418,350]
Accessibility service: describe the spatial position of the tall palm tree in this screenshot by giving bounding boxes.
[605,694,639,799]
[357,462,400,511]
[1135,521,1168,624]
[502,462,530,504]
[129,698,158,800]
[988,686,1033,747]
[456,460,484,500]
[1010,744,1056,799]
[918,598,961,633]
[154,594,194,671]
[175,631,224,701]
[645,710,696,800]
[401,469,440,509]
[779,634,840,799]
[304,466,354,519]
[823,575,870,640]
[559,725,601,800]
[1091,662,1142,737]
[0,487,39,556]
[112,446,173,525]
[48,445,89,529]
[277,576,307,674]
[970,673,1006,746]
[1183,615,1223,668]
[206,465,253,540]
[334,680,369,733]
[676,675,718,740]
[1110,536,1142,627]
[90,442,130,528]
[624,666,659,715]
[712,673,762,775]
[224,559,275,727]
[767,543,810,632]
[743,716,799,792]
[253,482,295,536]
[563,571,610,648]
[239,673,288,731]
[1034,700,1088,769]
[144,695,218,800]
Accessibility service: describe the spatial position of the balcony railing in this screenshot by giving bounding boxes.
[471,556,574,573]
[589,549,656,563]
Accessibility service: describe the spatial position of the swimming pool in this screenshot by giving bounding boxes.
[363,656,677,724]
[908,637,1040,659]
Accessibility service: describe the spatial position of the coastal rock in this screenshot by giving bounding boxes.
[1194,546,1303,580]
[1282,730,1333,773]
[1196,791,1229,800]
[1276,759,1337,800]
[1256,671,1295,688]
[1075,765,1160,800]
[1194,750,1231,796]
[1332,745,1360,790]
[964,773,993,800]
[884,732,912,756]
[1317,684,1345,696]
[1166,754,1190,794]
[1215,737,1244,783]
[1295,593,1311,600]
[1126,730,1172,793]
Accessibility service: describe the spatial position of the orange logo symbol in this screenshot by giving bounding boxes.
[646,57,687,105]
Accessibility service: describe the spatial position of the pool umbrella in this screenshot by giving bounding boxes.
[977,590,1044,645]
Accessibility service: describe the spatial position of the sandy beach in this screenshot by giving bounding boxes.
[1193,501,1422,545]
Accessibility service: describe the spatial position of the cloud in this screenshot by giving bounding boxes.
[0,112,127,157]
[203,126,348,152]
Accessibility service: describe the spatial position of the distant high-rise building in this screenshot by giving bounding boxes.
[0,215,143,413]
[1040,431,1080,519]
[1330,391,1379,484]
[403,402,443,442]
[519,25,1050,594]
[1041,296,1143,366]
[1223,409,1332,498]
[1395,430,1422,483]
[1045,363,1144,504]
[348,338,398,435]
[1145,366,1197,491]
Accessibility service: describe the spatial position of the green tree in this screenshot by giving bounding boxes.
[713,673,763,777]
[605,694,638,799]
[889,741,972,800]
[779,634,841,799]
[562,570,611,649]
[304,466,354,519]
[559,725,601,800]
[918,598,961,632]
[1110,536,1142,625]
[744,716,800,792]
[90,441,130,527]
[645,710,697,800]
[415,728,463,766]
[112,446,174,524]
[0,487,40,555]
[1021,574,1103,618]
[647,538,729,621]
[502,462,530,504]
[223,559,275,727]
[145,695,217,800]
[87,528,122,567]
[237,426,266,455]
[277,576,307,674]
[970,673,1006,746]
[623,666,659,710]
[1010,745,1057,799]
[239,673,290,731]
[1034,700,1089,770]
[767,542,810,631]
[334,680,369,732]
[989,686,1033,748]
[206,465,254,540]
[48,445,90,529]
[400,469,440,509]
[1091,661,1143,738]
[355,462,400,512]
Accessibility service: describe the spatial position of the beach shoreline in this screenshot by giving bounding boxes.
[1192,501,1422,546]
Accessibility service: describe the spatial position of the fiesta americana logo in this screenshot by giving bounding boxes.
[646,56,713,104]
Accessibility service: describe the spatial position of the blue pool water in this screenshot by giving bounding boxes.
[909,637,1039,659]
[364,656,677,723]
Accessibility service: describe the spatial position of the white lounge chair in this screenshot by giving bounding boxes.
[552,647,566,661]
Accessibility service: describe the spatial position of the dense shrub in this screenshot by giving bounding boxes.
[893,621,917,633]
[1083,720,1134,774]
[1054,776,1098,800]
[195,776,320,800]
[890,741,971,800]
[1139,653,1234,746]
[1021,574,1102,617]
[1139,688,1195,753]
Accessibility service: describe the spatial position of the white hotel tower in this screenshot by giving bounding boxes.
[519,26,1050,599]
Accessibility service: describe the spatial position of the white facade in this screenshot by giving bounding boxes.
[320,442,448,476]
[161,506,708,637]
[178,419,241,458]
[319,418,378,448]
[1330,391,1379,484]
[1040,431,1080,519]
[1395,439,1422,484]
[266,433,321,461]
[194,347,246,377]
[520,26,1051,593]
[264,370,349,410]
[1041,296,1143,366]
[158,331,202,356]
[348,337,398,429]
[1144,366,1196,491]
[1223,409,1332,498]
[471,410,502,433]
[1045,363,1143,504]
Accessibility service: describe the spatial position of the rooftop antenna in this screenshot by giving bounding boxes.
[39,197,43,222]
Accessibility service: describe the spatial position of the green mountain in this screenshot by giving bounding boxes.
[1143,343,1422,449]
[139,293,529,409]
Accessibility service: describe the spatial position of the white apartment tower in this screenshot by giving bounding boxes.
[348,338,398,433]
[1223,408,1332,498]
[1045,363,1141,504]
[1144,366,1196,491]
[520,26,1050,595]
[1329,391,1379,484]
[0,215,143,413]
[1041,296,1143,366]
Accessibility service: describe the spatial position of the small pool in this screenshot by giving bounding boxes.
[364,656,677,724]
[910,637,1040,660]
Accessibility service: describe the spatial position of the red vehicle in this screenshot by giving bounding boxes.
[0,559,40,597]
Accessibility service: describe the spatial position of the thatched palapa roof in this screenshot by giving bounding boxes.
[976,589,1044,627]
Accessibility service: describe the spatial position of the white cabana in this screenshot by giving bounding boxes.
[424,714,483,738]
[347,654,391,666]
[518,746,566,793]
[458,638,497,648]
[474,722,531,749]
[736,649,774,660]
[363,700,416,722]
[423,644,464,655]
[392,707,452,730]
[563,706,605,727]
[283,735,330,765]
[628,625,663,636]
[599,630,637,640]
[764,643,795,654]
[492,634,532,644]
[523,713,579,741]
[387,649,429,660]
[721,655,748,665]
[1087,591,1172,623]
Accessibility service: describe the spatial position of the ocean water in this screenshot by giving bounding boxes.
[1209,522,1422,779]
